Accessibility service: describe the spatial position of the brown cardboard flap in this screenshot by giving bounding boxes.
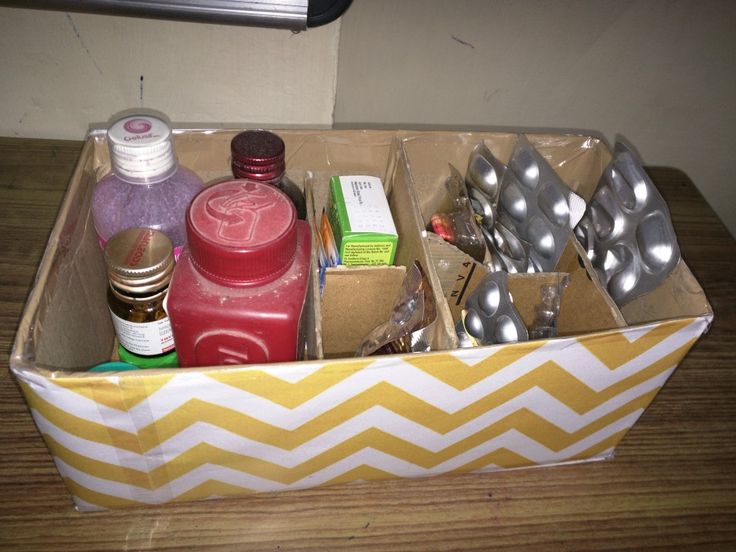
[321,266,407,358]
[556,238,627,335]
[621,260,713,324]
[31,144,114,370]
[426,233,476,302]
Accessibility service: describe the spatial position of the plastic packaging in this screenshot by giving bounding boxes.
[529,275,569,340]
[92,114,205,258]
[166,179,311,367]
[429,165,486,262]
[231,129,307,220]
[315,208,341,292]
[575,142,681,305]
[356,262,437,356]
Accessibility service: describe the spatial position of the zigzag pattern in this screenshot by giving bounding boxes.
[15,317,708,510]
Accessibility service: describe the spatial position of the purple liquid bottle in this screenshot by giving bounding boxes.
[92,114,205,258]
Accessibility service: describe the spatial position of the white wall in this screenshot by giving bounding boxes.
[334,0,736,236]
[0,8,340,139]
[1,2,734,236]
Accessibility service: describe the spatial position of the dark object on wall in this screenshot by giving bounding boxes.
[0,0,353,30]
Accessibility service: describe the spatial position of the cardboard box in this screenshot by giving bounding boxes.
[10,129,712,511]
[328,175,398,266]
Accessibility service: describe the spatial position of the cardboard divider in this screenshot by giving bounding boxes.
[319,266,407,358]
[555,238,626,335]
[506,272,570,331]
[621,260,713,324]
[28,142,115,370]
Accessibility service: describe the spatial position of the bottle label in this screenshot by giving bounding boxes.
[99,234,183,260]
[110,310,175,356]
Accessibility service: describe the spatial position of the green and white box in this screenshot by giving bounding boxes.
[329,175,398,266]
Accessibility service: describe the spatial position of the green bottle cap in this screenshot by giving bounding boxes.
[118,344,179,369]
[89,361,139,372]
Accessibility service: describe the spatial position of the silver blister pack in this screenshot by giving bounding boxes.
[466,141,506,204]
[465,142,505,231]
[462,271,528,345]
[480,223,538,274]
[575,142,681,306]
[463,142,533,273]
[498,135,586,272]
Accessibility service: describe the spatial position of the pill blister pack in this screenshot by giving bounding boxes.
[498,135,586,272]
[466,142,506,206]
[574,142,681,306]
[461,271,528,346]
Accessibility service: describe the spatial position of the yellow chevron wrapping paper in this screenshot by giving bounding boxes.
[13,316,710,511]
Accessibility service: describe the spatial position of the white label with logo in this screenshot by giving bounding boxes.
[110,310,175,356]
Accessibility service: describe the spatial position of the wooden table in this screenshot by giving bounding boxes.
[1,137,734,551]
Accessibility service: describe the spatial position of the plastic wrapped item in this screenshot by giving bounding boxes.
[356,261,437,356]
[529,275,569,340]
[462,271,528,346]
[575,142,681,306]
[429,165,486,262]
[316,207,341,293]
[498,135,586,272]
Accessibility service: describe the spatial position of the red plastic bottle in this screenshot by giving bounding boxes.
[166,179,311,367]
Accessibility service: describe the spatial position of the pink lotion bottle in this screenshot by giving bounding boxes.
[92,114,204,259]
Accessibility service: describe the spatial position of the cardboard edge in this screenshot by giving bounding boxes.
[10,139,96,375]
[397,141,460,350]
[566,237,627,328]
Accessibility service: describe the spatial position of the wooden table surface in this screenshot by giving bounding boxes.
[1,137,734,551]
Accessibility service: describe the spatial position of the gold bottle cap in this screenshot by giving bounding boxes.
[104,228,174,294]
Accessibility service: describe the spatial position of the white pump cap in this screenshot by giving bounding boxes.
[107,115,176,181]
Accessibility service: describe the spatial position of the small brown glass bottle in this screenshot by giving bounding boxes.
[104,228,177,366]
[231,129,307,219]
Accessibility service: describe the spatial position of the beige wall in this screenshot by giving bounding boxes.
[334,0,736,236]
[0,8,340,139]
[1,2,734,236]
